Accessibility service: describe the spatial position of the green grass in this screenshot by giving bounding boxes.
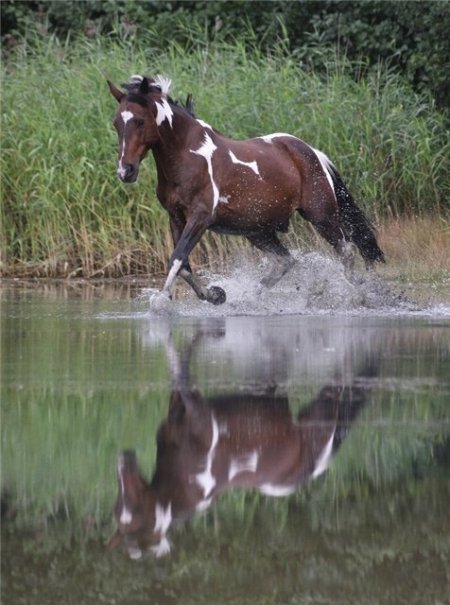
[1,36,449,277]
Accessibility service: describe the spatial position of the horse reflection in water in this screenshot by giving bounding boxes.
[108,330,375,559]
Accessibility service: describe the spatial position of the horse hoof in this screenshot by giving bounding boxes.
[207,286,226,305]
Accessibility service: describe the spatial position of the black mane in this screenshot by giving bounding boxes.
[123,84,196,117]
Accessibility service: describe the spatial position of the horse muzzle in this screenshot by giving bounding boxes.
[118,162,139,183]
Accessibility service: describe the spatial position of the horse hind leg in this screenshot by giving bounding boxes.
[246,231,296,288]
[302,213,356,272]
[335,239,357,272]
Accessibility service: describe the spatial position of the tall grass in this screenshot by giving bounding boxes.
[1,36,448,277]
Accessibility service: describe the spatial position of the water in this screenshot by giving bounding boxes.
[1,277,450,605]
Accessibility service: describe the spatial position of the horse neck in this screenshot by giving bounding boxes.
[153,102,200,156]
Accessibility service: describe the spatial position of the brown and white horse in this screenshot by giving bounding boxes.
[108,75,384,304]
[107,331,375,559]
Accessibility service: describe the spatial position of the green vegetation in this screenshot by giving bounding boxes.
[2,1,449,110]
[2,35,448,277]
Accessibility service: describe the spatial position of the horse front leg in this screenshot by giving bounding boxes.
[163,212,226,304]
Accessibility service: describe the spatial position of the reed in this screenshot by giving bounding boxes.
[2,36,448,277]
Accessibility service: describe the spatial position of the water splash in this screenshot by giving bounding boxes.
[140,252,438,317]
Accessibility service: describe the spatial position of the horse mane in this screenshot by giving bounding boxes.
[121,74,196,117]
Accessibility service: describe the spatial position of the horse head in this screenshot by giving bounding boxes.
[107,75,172,183]
[107,449,172,559]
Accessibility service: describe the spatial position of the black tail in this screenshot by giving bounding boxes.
[330,166,385,266]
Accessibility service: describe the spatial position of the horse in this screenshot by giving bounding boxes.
[107,327,376,559]
[108,74,384,304]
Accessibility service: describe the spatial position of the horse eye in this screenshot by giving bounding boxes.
[135,119,144,127]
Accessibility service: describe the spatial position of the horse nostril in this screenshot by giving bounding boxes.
[124,164,135,178]
[118,163,138,183]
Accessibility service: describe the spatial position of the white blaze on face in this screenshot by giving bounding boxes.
[195,414,219,498]
[229,150,261,177]
[118,110,134,179]
[191,132,220,208]
[120,506,133,525]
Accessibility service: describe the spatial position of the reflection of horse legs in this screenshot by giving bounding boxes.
[247,231,296,288]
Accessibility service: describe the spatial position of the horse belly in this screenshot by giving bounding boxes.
[212,180,296,234]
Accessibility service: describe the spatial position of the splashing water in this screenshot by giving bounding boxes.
[139,251,430,317]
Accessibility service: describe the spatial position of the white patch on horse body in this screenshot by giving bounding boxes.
[190,133,220,209]
[151,536,171,558]
[312,429,336,478]
[228,450,259,481]
[195,414,219,498]
[118,110,135,178]
[218,194,230,204]
[163,258,182,295]
[197,119,213,130]
[154,502,172,535]
[229,150,261,177]
[259,483,296,497]
[259,133,298,144]
[311,147,336,200]
[155,99,174,128]
[196,498,212,512]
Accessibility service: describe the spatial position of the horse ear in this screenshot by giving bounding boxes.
[107,80,124,103]
[139,77,150,95]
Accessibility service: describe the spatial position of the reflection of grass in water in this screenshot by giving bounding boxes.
[2,386,449,604]
[2,386,448,535]
[2,470,449,605]
[2,387,167,529]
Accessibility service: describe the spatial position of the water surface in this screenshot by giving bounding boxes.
[1,282,449,605]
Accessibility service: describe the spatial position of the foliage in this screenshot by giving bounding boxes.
[1,36,448,277]
[2,0,449,111]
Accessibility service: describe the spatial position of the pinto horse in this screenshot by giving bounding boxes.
[107,328,376,559]
[108,74,384,304]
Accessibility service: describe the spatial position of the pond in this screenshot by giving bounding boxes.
[1,277,450,605]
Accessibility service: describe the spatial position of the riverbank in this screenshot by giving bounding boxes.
[2,217,449,306]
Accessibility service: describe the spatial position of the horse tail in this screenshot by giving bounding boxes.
[329,165,385,266]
